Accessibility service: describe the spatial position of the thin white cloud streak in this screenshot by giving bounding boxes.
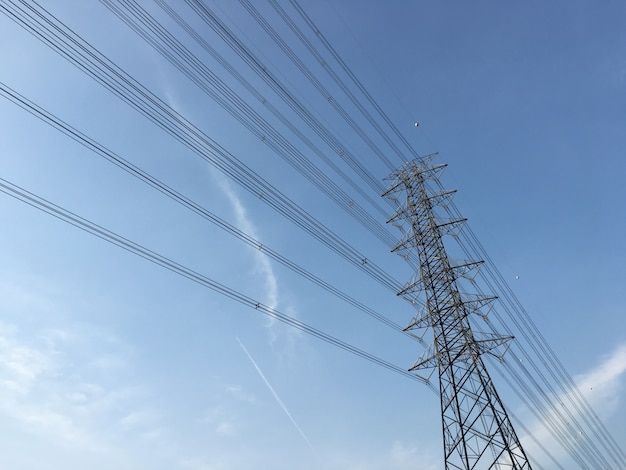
[158,92,279,312]
[216,175,284,345]
[159,80,293,345]
[215,174,305,352]
[217,178,279,310]
[236,337,316,456]
[518,343,626,466]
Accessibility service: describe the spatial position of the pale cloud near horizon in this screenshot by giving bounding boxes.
[0,319,111,454]
[390,440,440,470]
[325,440,440,470]
[0,274,165,466]
[519,343,626,466]
[575,343,626,415]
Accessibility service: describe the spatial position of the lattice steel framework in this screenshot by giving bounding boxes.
[383,156,532,470]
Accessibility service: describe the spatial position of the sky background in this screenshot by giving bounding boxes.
[1,1,625,469]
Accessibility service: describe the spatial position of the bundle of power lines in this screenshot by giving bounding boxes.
[1,1,624,468]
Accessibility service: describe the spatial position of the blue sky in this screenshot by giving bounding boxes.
[1,1,625,469]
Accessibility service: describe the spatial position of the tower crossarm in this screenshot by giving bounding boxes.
[449,259,484,282]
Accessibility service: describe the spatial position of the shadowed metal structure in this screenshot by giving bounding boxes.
[383,155,532,469]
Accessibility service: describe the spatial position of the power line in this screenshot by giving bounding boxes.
[0,0,404,295]
[0,79,412,346]
[274,1,626,463]
[267,0,417,164]
[2,1,623,467]
[101,0,396,249]
[156,0,389,218]
[0,175,432,388]
[287,0,419,163]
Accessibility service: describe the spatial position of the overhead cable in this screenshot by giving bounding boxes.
[0,79,412,343]
[0,176,432,388]
[0,0,404,295]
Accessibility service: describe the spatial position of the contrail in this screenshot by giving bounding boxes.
[236,337,316,455]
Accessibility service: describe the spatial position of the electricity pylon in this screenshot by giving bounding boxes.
[383,155,532,469]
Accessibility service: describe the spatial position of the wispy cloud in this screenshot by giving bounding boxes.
[215,176,284,344]
[158,78,279,321]
[179,457,223,470]
[119,410,159,429]
[217,178,279,310]
[0,273,163,464]
[575,343,626,414]
[196,404,238,439]
[225,384,256,403]
[215,175,305,355]
[158,79,299,348]
[326,440,441,470]
[390,440,440,470]
[236,337,316,456]
[215,420,237,438]
[0,320,106,453]
[519,343,626,465]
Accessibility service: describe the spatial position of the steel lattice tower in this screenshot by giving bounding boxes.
[383,156,532,470]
